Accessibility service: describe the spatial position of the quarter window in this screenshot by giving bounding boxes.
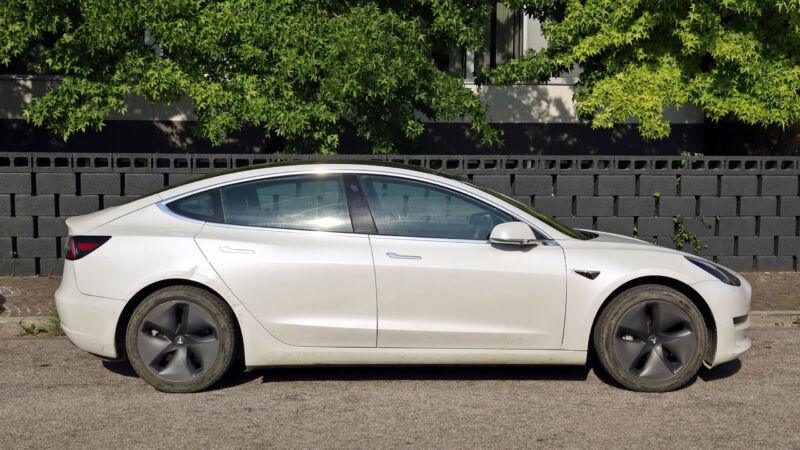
[219,175,352,232]
[360,175,514,240]
[166,190,222,223]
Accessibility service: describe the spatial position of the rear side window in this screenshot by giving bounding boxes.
[219,174,352,232]
[166,190,223,222]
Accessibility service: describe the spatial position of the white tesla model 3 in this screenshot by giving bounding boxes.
[55,162,751,392]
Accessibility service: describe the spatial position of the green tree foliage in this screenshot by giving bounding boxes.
[1,0,499,153]
[491,1,800,139]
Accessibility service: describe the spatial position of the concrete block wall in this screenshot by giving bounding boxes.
[0,153,798,275]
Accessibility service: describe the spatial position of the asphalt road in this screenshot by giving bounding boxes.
[2,328,798,448]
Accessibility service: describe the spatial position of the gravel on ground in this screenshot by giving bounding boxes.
[0,328,797,448]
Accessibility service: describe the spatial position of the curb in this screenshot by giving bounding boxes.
[1,311,797,339]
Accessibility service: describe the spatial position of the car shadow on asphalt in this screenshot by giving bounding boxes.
[698,359,742,382]
[100,356,742,392]
[256,364,593,383]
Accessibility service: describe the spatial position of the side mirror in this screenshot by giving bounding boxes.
[489,222,539,246]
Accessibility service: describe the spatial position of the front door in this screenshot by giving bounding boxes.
[359,174,567,349]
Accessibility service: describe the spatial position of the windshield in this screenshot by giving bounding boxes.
[464,181,589,240]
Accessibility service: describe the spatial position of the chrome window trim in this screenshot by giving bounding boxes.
[156,167,556,242]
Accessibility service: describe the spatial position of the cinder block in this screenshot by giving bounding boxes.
[168,173,199,186]
[696,237,735,257]
[515,175,552,196]
[555,216,593,230]
[0,258,11,275]
[17,237,57,257]
[0,195,9,216]
[737,236,774,256]
[59,195,100,216]
[637,217,674,236]
[654,236,679,250]
[780,197,800,217]
[124,173,165,196]
[81,173,121,195]
[0,237,11,257]
[717,256,753,272]
[514,196,531,206]
[0,217,34,236]
[762,176,798,196]
[472,175,511,195]
[14,194,55,216]
[0,173,32,193]
[103,195,137,208]
[719,217,756,237]
[680,175,717,196]
[618,197,654,216]
[756,256,794,271]
[698,197,736,216]
[639,175,677,196]
[659,197,695,217]
[759,217,796,236]
[534,197,572,217]
[39,257,65,276]
[740,196,777,216]
[11,258,36,276]
[597,217,634,236]
[720,176,757,196]
[683,217,715,236]
[36,173,76,194]
[576,196,613,216]
[556,175,594,195]
[38,217,67,237]
[778,237,800,256]
[597,175,635,196]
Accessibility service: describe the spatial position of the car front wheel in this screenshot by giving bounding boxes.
[593,284,709,392]
[125,286,236,393]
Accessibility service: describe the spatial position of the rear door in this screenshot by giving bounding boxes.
[188,173,377,347]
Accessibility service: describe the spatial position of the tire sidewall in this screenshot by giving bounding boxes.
[125,286,235,393]
[593,285,709,392]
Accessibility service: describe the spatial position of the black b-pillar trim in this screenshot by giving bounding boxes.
[342,174,378,234]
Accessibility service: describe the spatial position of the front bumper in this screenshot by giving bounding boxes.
[54,262,126,359]
[692,278,752,367]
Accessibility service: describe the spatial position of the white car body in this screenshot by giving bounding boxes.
[55,163,751,371]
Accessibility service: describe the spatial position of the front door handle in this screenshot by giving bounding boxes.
[386,252,421,260]
[220,246,255,254]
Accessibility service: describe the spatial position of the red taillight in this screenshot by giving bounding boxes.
[65,236,110,260]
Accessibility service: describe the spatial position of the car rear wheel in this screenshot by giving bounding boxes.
[593,284,708,392]
[126,286,235,393]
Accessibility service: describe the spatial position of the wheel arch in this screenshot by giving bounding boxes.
[588,276,717,363]
[113,278,244,362]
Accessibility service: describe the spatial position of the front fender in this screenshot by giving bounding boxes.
[560,248,715,351]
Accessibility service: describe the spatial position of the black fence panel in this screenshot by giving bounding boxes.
[0,153,798,275]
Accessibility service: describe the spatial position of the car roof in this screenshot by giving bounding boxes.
[152,159,469,195]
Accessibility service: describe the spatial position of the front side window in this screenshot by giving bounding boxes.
[360,175,514,240]
[219,174,352,232]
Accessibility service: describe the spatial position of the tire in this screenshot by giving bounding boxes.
[125,286,236,393]
[592,284,709,392]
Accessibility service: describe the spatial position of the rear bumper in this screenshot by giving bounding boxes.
[55,261,126,359]
[692,278,752,367]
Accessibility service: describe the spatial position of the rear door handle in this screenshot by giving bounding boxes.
[220,246,255,254]
[386,252,421,260]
